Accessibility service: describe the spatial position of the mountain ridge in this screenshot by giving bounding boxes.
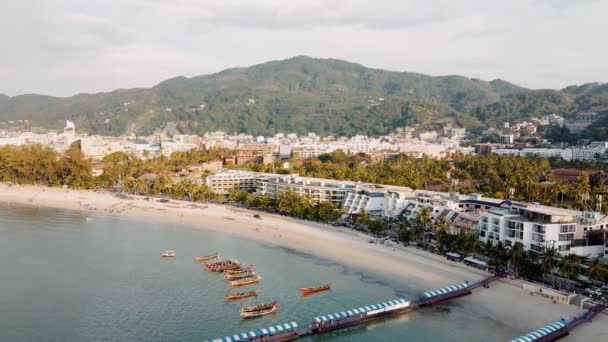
[1,56,607,136]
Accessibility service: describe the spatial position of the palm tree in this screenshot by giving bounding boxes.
[416,207,433,246]
[416,207,433,230]
[586,257,608,284]
[433,216,448,233]
[540,247,560,277]
[559,254,581,280]
[507,242,526,275]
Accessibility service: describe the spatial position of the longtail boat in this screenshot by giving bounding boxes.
[230,275,262,287]
[240,306,277,318]
[240,301,278,313]
[224,268,245,275]
[161,250,176,258]
[205,259,229,267]
[224,291,257,300]
[194,253,218,262]
[225,271,255,280]
[300,284,332,295]
[224,264,254,275]
[205,259,241,272]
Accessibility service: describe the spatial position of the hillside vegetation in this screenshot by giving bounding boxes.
[1,56,608,136]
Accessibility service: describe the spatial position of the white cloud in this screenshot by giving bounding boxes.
[0,0,606,96]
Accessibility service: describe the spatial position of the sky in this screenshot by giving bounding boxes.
[1,0,607,97]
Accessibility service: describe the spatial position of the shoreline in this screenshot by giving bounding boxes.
[1,184,606,340]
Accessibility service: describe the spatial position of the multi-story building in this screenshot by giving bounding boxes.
[478,203,607,257]
[205,170,259,194]
[206,171,354,204]
[257,174,354,204]
[343,185,414,216]
[571,142,608,161]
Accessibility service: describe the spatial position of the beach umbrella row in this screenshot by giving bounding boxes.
[422,281,469,299]
[510,320,567,342]
[314,298,409,323]
[207,321,298,342]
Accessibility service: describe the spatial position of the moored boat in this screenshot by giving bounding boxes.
[300,284,332,295]
[194,253,218,262]
[240,306,278,318]
[224,271,255,280]
[230,275,262,287]
[224,264,254,275]
[205,259,230,267]
[240,301,278,313]
[161,250,176,258]
[224,291,257,300]
[205,259,241,272]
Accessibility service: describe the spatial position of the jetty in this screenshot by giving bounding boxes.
[206,275,499,342]
[508,302,606,342]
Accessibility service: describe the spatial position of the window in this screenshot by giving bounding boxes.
[533,225,545,234]
[480,231,486,237]
[559,233,574,241]
[530,244,545,253]
[504,240,512,247]
[560,225,575,233]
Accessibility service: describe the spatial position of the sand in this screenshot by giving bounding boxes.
[0,184,605,341]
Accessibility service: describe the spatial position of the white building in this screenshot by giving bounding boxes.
[478,203,608,257]
[571,142,608,161]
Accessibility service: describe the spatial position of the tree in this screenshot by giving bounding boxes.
[316,201,341,222]
[540,247,560,277]
[586,257,607,283]
[367,219,387,235]
[559,254,581,280]
[416,208,433,230]
[507,242,526,275]
[397,224,412,245]
[416,207,433,246]
[228,189,250,204]
[433,216,448,233]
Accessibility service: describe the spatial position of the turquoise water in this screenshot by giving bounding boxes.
[0,204,517,341]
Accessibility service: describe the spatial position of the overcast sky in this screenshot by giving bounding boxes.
[1,0,607,97]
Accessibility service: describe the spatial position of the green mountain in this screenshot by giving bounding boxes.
[1,56,607,136]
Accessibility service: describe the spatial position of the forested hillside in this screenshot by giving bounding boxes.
[1,56,607,136]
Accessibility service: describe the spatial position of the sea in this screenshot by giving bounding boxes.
[0,203,519,341]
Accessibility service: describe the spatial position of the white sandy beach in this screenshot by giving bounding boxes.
[0,184,605,340]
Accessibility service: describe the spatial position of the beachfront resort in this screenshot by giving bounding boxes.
[204,170,608,260]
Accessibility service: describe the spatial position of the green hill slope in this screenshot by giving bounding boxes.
[1,56,606,136]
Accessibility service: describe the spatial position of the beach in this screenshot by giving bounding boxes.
[0,183,606,340]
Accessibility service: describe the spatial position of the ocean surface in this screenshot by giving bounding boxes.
[0,203,518,341]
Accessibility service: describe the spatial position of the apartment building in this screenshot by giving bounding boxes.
[205,170,259,193]
[206,171,354,204]
[257,175,354,204]
[343,185,414,216]
[478,204,607,257]
[571,142,608,161]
